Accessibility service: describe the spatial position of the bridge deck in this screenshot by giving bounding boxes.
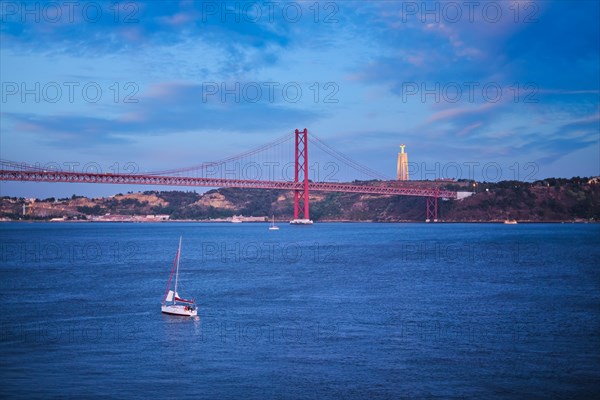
[0,170,458,199]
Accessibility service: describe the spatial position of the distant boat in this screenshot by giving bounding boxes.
[289,218,313,225]
[161,236,197,317]
[269,215,279,230]
[504,219,518,224]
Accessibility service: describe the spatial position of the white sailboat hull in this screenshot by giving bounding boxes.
[161,304,197,317]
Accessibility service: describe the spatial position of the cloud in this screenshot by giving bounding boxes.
[456,121,484,137]
[417,100,599,166]
[0,0,298,80]
[425,102,499,125]
[348,1,599,96]
[1,82,324,148]
[0,2,296,53]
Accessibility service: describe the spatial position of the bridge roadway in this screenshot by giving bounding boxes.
[0,170,458,199]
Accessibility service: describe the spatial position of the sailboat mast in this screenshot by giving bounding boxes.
[174,236,182,296]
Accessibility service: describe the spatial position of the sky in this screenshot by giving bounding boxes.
[1,0,599,198]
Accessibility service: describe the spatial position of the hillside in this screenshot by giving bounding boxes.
[1,177,599,222]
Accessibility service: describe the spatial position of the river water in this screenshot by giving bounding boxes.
[1,222,599,398]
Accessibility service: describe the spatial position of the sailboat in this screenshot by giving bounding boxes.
[269,215,279,230]
[161,236,197,317]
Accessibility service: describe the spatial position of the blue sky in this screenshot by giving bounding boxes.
[1,0,599,198]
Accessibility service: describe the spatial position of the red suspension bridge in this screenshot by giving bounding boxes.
[0,129,457,222]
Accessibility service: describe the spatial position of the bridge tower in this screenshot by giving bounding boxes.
[290,128,313,225]
[425,188,439,222]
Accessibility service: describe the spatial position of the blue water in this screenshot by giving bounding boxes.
[1,222,599,399]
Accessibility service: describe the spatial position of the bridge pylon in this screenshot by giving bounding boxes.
[425,188,439,222]
[290,128,313,225]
